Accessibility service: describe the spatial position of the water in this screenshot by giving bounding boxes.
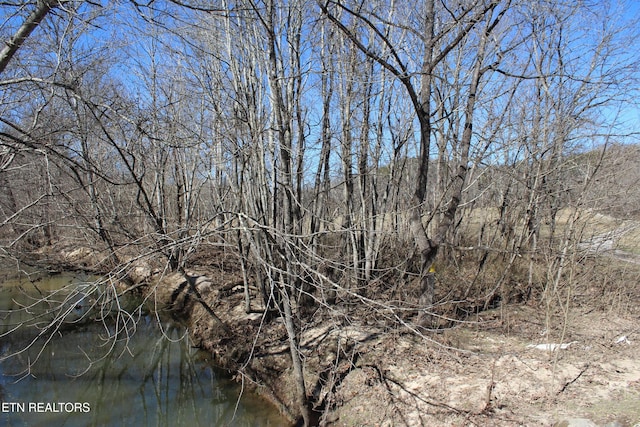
[0,270,288,427]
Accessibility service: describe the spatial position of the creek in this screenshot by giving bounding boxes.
[0,270,287,426]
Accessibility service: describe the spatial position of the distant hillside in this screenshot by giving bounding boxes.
[584,144,640,219]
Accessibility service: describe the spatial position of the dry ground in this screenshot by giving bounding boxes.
[317,304,640,426]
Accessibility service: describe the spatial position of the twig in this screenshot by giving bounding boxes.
[558,363,589,394]
[479,358,497,414]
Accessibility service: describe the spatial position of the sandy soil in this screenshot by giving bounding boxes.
[317,304,640,426]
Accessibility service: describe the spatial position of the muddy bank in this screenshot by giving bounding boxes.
[142,269,310,424]
[26,244,640,426]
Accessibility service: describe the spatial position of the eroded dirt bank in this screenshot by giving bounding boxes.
[140,270,640,425]
[50,245,640,426]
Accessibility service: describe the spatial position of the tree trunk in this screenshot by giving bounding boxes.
[280,275,311,426]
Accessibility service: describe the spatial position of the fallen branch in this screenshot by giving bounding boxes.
[558,363,590,394]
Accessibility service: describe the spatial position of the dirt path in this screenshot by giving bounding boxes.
[579,220,640,265]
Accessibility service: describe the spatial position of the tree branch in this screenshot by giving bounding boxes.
[0,0,69,75]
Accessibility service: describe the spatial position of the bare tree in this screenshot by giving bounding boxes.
[320,0,509,321]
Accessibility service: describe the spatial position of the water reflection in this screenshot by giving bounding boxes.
[0,272,287,427]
